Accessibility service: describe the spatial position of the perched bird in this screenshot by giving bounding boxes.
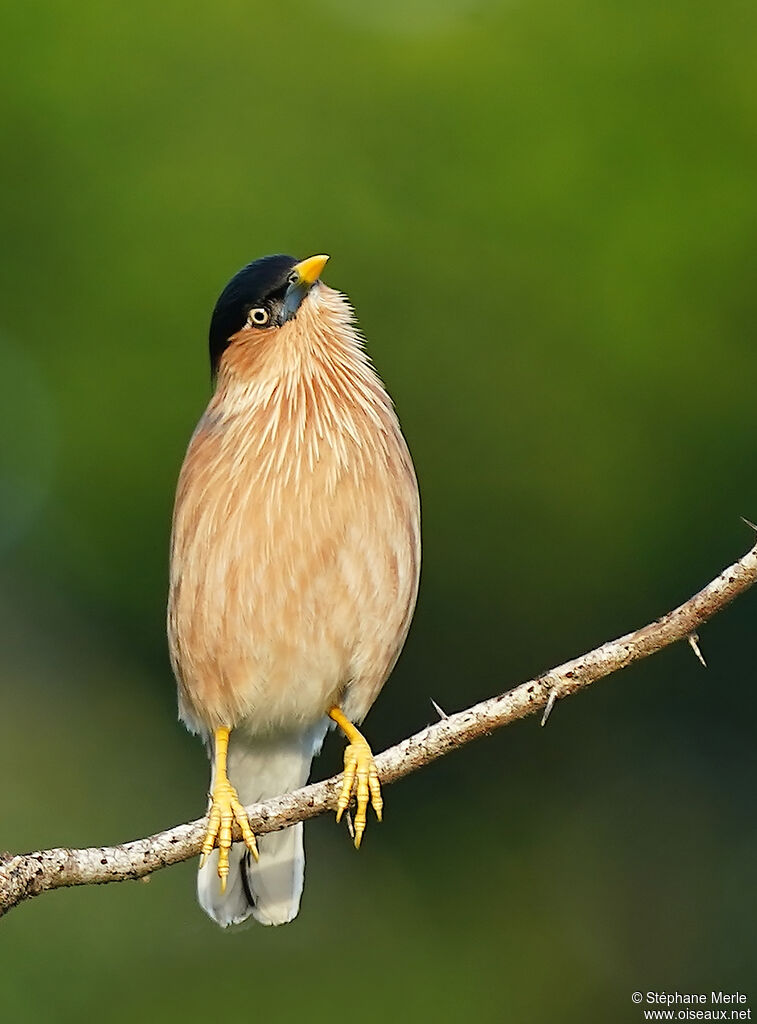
[167,254,420,926]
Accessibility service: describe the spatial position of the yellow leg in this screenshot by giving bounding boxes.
[199,727,259,892]
[328,706,383,849]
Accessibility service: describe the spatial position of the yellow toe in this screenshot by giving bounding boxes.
[201,778,259,884]
[327,707,383,849]
[337,738,383,849]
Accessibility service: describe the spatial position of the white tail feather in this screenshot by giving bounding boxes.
[198,724,326,927]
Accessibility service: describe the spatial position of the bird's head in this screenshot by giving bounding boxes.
[208,253,331,379]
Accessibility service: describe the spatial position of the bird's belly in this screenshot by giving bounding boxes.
[169,460,419,736]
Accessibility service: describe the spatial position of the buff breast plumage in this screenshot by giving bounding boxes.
[168,284,420,738]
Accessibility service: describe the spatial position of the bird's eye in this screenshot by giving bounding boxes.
[247,307,270,326]
[287,272,299,286]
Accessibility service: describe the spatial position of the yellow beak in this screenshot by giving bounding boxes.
[292,254,329,286]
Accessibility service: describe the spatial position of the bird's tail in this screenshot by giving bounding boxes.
[197,724,326,927]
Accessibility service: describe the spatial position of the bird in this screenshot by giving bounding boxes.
[167,253,421,927]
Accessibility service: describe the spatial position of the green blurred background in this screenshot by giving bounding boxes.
[1,0,756,1020]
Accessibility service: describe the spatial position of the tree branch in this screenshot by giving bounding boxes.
[3,535,756,918]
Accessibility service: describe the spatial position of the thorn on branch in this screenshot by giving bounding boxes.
[430,698,449,720]
[687,632,707,668]
[741,516,757,533]
[541,687,558,727]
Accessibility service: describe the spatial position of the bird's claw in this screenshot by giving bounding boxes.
[336,739,382,849]
[200,778,259,891]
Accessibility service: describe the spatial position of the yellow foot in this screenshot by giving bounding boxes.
[336,738,383,849]
[199,777,259,892]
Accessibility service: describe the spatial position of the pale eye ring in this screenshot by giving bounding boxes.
[248,307,270,326]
